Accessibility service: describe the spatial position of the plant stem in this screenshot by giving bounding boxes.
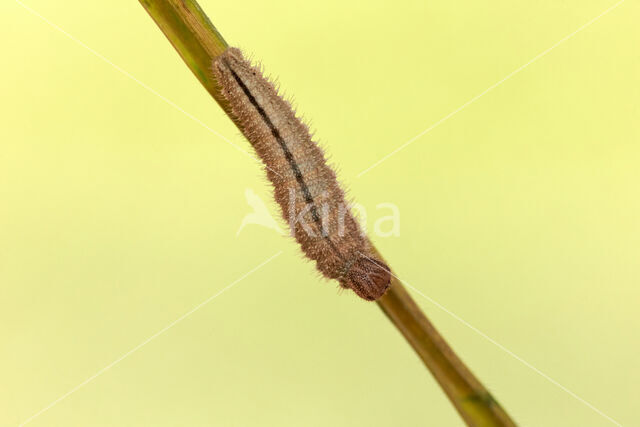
[374,246,515,426]
[139,1,516,425]
[139,0,228,105]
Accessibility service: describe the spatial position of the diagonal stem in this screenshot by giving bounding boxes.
[139,1,516,425]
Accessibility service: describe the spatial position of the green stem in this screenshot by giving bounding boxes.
[140,0,228,105]
[374,247,515,426]
[139,1,516,425]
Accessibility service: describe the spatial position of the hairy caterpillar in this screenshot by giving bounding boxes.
[213,48,391,301]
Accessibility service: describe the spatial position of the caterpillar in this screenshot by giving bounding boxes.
[213,48,391,301]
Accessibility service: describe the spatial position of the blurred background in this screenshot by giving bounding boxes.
[1,0,638,425]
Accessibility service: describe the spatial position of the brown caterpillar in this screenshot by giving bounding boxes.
[213,48,391,301]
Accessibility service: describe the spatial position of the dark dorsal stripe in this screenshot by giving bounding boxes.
[226,65,343,258]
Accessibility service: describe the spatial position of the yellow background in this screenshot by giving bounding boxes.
[1,0,638,425]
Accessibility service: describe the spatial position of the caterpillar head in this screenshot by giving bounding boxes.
[345,256,392,301]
